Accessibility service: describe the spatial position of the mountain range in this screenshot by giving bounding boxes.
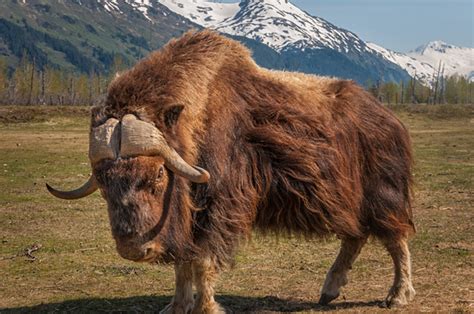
[368,41,474,86]
[1,0,472,86]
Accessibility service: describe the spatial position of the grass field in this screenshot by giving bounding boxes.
[0,105,473,313]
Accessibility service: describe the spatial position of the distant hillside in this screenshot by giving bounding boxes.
[0,0,195,73]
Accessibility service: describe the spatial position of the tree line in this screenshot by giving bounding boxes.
[367,74,474,105]
[0,55,126,106]
[0,56,472,106]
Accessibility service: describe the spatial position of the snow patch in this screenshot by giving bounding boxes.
[158,0,240,26]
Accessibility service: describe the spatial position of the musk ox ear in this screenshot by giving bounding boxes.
[163,105,184,128]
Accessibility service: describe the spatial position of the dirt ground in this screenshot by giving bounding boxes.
[0,105,472,313]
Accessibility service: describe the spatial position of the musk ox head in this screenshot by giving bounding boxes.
[46,112,209,263]
[46,30,237,263]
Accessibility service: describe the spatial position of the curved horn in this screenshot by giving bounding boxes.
[46,117,118,200]
[46,176,98,200]
[120,114,210,183]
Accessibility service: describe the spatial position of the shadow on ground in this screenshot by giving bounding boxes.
[1,295,383,313]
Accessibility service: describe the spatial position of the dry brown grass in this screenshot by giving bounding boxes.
[0,104,472,313]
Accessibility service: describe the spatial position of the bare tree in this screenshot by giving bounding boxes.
[27,58,35,105]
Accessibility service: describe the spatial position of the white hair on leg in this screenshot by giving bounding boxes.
[160,262,194,314]
[382,237,416,307]
[192,257,225,314]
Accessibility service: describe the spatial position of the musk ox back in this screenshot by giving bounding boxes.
[47,30,416,311]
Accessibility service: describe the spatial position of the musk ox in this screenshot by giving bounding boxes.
[47,30,416,312]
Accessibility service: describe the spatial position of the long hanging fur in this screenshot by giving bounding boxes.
[99,30,414,268]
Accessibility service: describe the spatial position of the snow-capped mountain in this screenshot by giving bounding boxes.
[160,0,373,54]
[368,41,474,85]
[408,41,474,80]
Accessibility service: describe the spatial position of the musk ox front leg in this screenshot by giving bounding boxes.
[160,262,194,314]
[319,236,368,305]
[192,257,225,314]
[382,237,416,307]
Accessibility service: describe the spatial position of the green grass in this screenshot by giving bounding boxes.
[0,105,473,313]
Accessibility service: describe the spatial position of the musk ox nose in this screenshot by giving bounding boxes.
[115,239,161,262]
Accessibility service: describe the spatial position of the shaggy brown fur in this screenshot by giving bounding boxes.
[93,30,414,268]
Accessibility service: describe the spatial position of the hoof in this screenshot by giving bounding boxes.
[318,292,340,305]
[383,284,416,308]
[160,300,194,314]
[381,297,406,309]
[192,301,226,314]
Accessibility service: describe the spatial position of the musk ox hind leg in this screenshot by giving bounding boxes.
[319,236,368,305]
[381,237,416,308]
[160,262,194,314]
[367,179,415,307]
[192,257,225,314]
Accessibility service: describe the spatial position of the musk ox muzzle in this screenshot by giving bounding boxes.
[115,237,163,262]
[46,114,210,199]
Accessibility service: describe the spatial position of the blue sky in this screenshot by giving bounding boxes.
[292,0,473,52]
[220,0,473,52]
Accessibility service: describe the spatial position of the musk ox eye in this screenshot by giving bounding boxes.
[156,166,164,182]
